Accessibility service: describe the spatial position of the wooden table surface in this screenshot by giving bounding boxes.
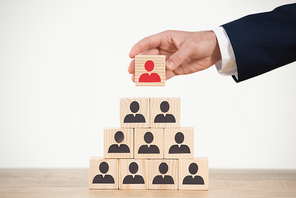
[0,169,295,197]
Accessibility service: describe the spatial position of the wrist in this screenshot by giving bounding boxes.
[212,27,238,76]
[211,30,222,63]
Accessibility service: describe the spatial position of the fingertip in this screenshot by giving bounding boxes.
[166,60,175,71]
[129,50,136,59]
[165,70,176,80]
[129,43,141,58]
[131,74,135,82]
[130,33,163,58]
[128,59,135,74]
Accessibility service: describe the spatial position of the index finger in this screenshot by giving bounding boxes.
[129,32,163,58]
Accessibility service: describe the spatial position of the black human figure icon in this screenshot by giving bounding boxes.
[152,162,174,184]
[154,101,176,123]
[138,132,160,154]
[169,132,191,154]
[182,163,204,185]
[108,131,130,153]
[92,162,115,184]
[124,101,146,123]
[123,162,145,184]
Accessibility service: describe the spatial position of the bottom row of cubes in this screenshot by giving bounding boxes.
[89,157,208,190]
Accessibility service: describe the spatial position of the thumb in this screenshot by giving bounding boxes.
[166,41,196,71]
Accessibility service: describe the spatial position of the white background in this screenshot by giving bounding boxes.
[0,0,296,169]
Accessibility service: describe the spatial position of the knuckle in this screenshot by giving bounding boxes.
[162,30,173,34]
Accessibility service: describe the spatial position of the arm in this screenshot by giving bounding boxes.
[222,3,296,82]
[213,27,238,77]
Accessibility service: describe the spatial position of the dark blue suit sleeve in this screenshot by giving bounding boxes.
[222,3,296,82]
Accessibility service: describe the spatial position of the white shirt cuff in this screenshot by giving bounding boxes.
[213,27,238,77]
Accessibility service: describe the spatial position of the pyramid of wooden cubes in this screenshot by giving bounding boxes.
[89,97,208,190]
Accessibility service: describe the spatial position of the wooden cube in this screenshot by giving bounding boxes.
[135,55,165,86]
[164,127,194,159]
[89,157,118,190]
[148,159,178,190]
[104,128,133,159]
[119,159,148,189]
[134,128,164,159]
[120,98,150,128]
[179,158,208,190]
[150,97,180,128]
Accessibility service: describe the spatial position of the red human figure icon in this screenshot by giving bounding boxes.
[139,60,161,82]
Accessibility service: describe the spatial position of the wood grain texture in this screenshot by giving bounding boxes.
[120,98,150,128]
[119,159,148,189]
[104,128,134,159]
[134,128,164,159]
[148,159,178,190]
[89,158,118,190]
[0,169,296,197]
[135,55,165,86]
[179,158,208,190]
[149,97,180,128]
[163,128,194,159]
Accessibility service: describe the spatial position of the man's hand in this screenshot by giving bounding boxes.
[128,30,222,82]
